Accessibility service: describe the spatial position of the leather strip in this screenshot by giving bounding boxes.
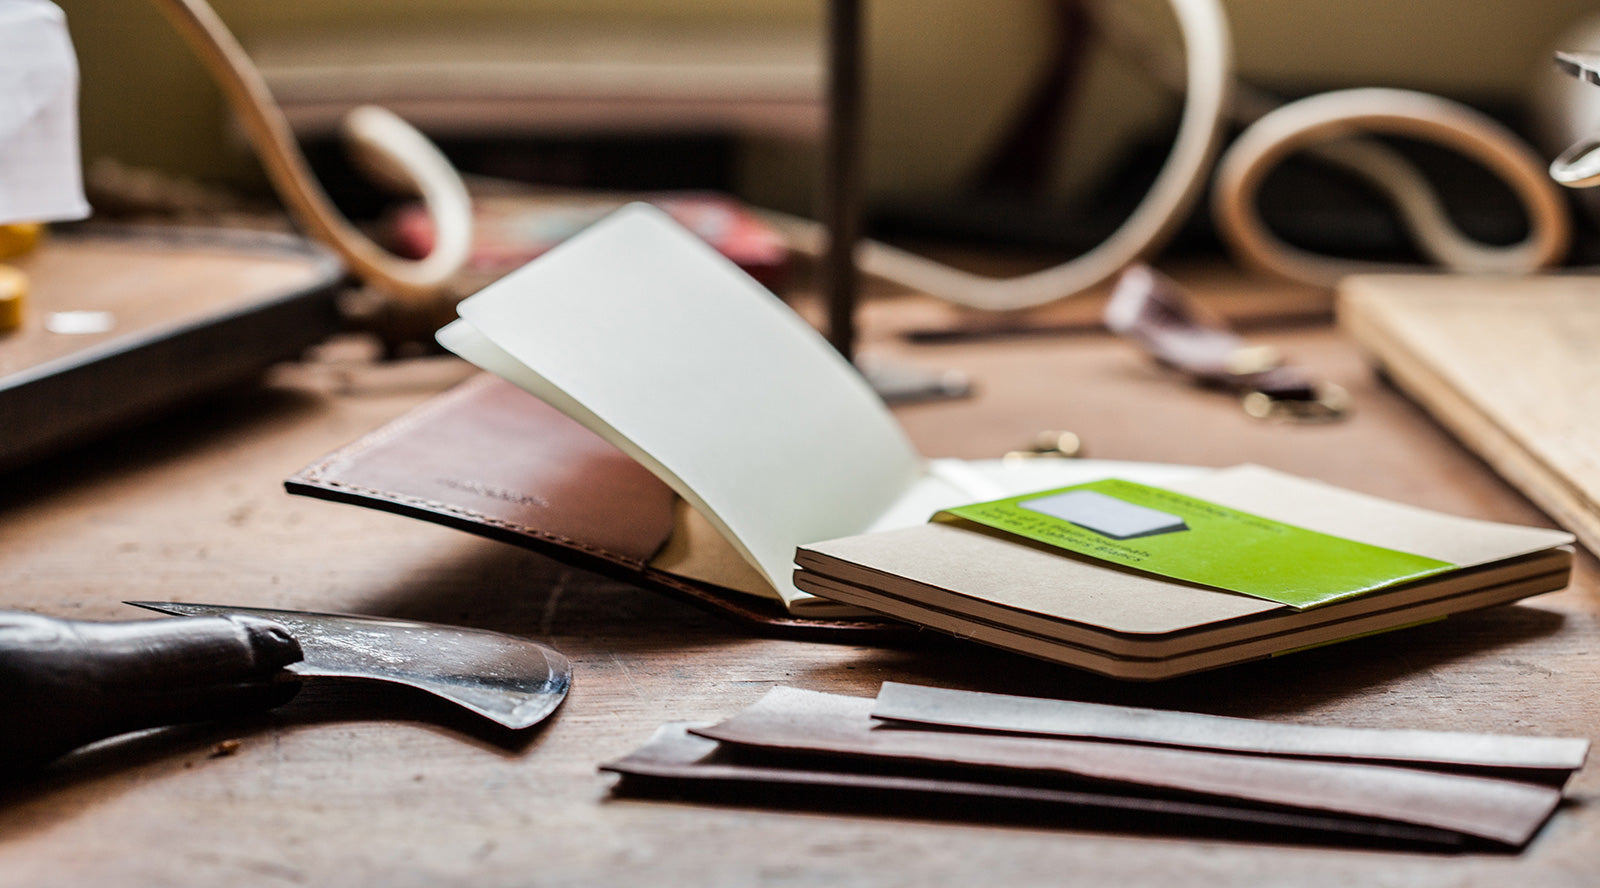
[872,683,1589,782]
[690,687,1564,847]
[601,722,1467,849]
[1106,265,1316,399]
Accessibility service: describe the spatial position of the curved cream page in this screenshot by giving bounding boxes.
[439,204,920,606]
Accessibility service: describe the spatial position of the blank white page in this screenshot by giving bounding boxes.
[438,204,921,605]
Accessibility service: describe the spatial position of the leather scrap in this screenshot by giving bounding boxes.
[1104,265,1345,420]
[872,682,1589,783]
[600,722,1467,850]
[690,687,1563,847]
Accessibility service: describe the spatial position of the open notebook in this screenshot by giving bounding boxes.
[294,205,1571,672]
[433,203,1196,616]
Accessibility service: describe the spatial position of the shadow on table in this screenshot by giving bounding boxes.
[351,529,1572,719]
[0,383,328,513]
[359,541,846,649]
[791,603,1569,718]
[603,776,1510,855]
[0,678,559,841]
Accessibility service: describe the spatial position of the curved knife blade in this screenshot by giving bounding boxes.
[129,602,570,731]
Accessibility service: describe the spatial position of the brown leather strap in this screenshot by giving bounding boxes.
[1104,265,1346,420]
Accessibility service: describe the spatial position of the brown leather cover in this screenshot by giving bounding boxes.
[286,374,894,635]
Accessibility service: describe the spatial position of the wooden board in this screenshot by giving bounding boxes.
[1339,274,1600,556]
[0,227,343,471]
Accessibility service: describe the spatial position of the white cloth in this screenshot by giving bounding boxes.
[0,0,89,223]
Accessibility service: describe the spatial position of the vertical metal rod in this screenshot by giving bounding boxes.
[822,0,864,359]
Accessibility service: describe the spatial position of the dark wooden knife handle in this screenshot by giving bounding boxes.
[0,611,304,775]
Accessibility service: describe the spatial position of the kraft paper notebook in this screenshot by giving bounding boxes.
[290,205,1572,673]
[794,466,1571,679]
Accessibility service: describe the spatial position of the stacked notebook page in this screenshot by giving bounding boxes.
[603,683,1590,850]
[795,466,1573,679]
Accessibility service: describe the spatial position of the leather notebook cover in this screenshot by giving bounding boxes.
[285,373,894,635]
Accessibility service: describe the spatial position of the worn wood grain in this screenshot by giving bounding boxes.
[0,276,1596,887]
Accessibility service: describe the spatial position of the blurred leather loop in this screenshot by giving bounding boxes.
[1117,0,1570,289]
[1212,89,1569,289]
[149,0,471,302]
[771,0,1233,313]
[145,0,1572,309]
[779,0,1571,310]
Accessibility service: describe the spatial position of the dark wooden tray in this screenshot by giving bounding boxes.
[0,226,343,471]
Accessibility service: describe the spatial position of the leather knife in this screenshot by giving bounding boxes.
[0,602,571,774]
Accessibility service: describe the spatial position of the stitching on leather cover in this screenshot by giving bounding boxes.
[288,376,894,631]
[311,477,648,569]
[303,473,893,631]
[291,374,648,568]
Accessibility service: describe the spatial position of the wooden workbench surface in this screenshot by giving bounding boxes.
[1,276,1596,886]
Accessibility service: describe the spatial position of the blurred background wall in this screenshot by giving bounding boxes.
[54,0,1600,215]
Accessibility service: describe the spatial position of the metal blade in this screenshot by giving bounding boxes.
[128,602,569,730]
